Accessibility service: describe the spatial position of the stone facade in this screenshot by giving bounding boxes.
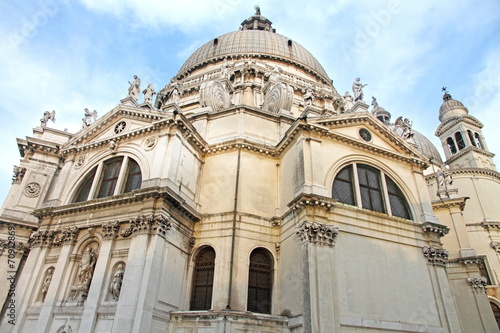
[0,11,498,333]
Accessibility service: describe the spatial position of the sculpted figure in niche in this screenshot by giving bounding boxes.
[76,247,96,292]
[128,75,141,100]
[342,92,354,112]
[352,77,367,102]
[82,108,98,128]
[40,110,56,127]
[143,84,156,104]
[303,86,315,106]
[109,264,125,300]
[41,268,54,301]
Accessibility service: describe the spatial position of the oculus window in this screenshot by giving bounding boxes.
[73,156,142,203]
[333,163,412,220]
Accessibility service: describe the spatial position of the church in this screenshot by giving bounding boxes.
[1,8,499,333]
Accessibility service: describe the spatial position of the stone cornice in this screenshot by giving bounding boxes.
[431,197,468,211]
[421,222,450,237]
[435,114,483,137]
[287,193,336,212]
[444,146,495,165]
[422,246,448,266]
[33,186,201,223]
[17,137,62,158]
[425,168,500,182]
[447,255,486,266]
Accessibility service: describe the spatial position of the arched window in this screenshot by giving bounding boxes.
[446,137,457,155]
[490,302,500,329]
[332,165,355,206]
[247,248,273,314]
[332,163,413,220]
[467,130,476,147]
[190,247,215,310]
[73,156,142,203]
[455,132,466,150]
[474,132,483,149]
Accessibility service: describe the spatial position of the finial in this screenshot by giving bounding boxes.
[254,5,261,16]
[441,86,452,101]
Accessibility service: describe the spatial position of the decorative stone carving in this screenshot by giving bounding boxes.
[143,83,156,104]
[467,276,488,293]
[128,75,141,100]
[144,136,158,150]
[62,226,79,245]
[129,214,171,237]
[40,110,56,127]
[12,166,26,184]
[74,156,85,169]
[40,268,54,301]
[119,226,133,238]
[266,65,282,82]
[82,108,98,128]
[199,80,231,112]
[422,222,450,237]
[71,246,97,301]
[352,77,367,102]
[24,181,41,197]
[296,221,339,246]
[0,239,30,256]
[303,86,315,106]
[262,82,293,114]
[394,116,414,140]
[491,242,500,253]
[422,246,448,266]
[434,163,455,199]
[102,221,120,239]
[29,230,55,247]
[219,58,232,80]
[189,236,196,247]
[109,140,117,154]
[109,263,125,301]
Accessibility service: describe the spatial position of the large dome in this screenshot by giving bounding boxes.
[412,130,443,164]
[176,14,331,84]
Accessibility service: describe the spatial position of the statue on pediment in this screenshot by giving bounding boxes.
[143,84,156,104]
[82,108,98,128]
[40,110,56,127]
[352,77,367,102]
[128,75,141,100]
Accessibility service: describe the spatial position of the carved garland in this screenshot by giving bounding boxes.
[296,221,339,246]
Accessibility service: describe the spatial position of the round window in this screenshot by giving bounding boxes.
[114,121,126,134]
[359,128,372,142]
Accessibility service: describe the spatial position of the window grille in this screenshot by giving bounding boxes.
[357,164,385,213]
[385,176,412,220]
[124,159,142,193]
[74,167,96,203]
[247,248,273,314]
[190,247,216,310]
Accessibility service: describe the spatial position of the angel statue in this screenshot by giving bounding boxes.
[40,110,56,127]
[82,108,98,128]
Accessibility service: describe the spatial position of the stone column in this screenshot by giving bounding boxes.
[111,215,170,333]
[297,221,339,333]
[79,222,119,333]
[35,227,79,333]
[132,216,170,332]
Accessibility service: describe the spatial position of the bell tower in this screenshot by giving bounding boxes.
[435,89,495,170]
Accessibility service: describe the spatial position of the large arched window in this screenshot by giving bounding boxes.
[467,130,476,147]
[455,132,466,150]
[247,248,273,314]
[332,163,413,220]
[190,247,216,311]
[73,156,142,203]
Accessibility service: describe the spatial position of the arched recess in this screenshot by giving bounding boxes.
[107,261,126,301]
[38,266,55,302]
[247,247,274,314]
[190,246,216,311]
[326,155,416,220]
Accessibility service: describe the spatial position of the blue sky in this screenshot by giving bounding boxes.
[0,0,498,205]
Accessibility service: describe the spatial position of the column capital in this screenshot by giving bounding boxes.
[296,221,338,246]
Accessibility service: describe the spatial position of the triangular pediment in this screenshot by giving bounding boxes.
[311,112,427,164]
[62,104,168,149]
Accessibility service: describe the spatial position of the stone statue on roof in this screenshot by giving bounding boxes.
[255,5,261,16]
[82,108,98,128]
[352,77,367,102]
[143,84,156,104]
[128,75,141,101]
[342,92,354,112]
[40,110,56,127]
